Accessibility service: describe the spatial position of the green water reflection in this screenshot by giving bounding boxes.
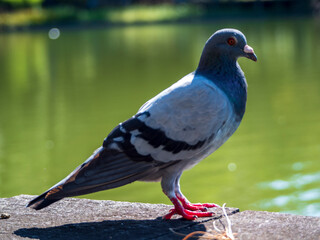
[0,18,319,217]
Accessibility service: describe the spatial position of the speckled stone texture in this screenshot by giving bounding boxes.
[0,195,319,240]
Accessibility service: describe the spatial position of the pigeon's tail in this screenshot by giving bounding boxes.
[27,146,175,210]
[27,190,63,210]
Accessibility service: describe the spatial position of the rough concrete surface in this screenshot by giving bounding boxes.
[0,195,319,240]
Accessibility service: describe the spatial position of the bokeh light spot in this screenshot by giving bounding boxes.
[48,28,60,40]
[228,162,237,172]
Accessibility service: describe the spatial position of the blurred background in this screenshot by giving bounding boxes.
[0,0,319,217]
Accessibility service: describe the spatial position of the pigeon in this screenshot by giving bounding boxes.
[27,28,257,220]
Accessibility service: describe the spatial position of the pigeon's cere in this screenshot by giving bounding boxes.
[244,44,254,54]
[27,28,257,220]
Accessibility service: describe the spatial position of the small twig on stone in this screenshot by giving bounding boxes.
[182,231,210,240]
[221,203,235,240]
[211,203,236,240]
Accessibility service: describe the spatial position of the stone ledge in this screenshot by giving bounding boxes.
[0,195,319,240]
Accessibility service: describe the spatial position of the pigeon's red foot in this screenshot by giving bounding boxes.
[177,195,219,212]
[163,197,216,220]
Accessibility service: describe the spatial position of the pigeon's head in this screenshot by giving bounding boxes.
[198,28,257,71]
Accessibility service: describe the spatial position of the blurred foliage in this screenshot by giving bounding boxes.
[105,4,202,23]
[0,0,312,9]
[0,4,202,29]
[0,0,313,30]
[1,0,42,6]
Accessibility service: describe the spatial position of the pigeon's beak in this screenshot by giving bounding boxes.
[243,45,257,62]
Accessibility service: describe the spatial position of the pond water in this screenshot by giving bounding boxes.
[0,17,319,217]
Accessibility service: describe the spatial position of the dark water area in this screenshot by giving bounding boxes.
[0,17,319,217]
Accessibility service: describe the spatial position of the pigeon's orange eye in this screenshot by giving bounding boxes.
[227,37,237,46]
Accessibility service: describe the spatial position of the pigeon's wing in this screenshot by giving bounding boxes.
[130,73,234,163]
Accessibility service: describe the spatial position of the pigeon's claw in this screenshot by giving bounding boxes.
[176,194,219,211]
[163,198,197,220]
[163,197,214,220]
[163,208,176,220]
[163,208,197,220]
[184,209,213,217]
[193,203,220,208]
[182,203,208,212]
